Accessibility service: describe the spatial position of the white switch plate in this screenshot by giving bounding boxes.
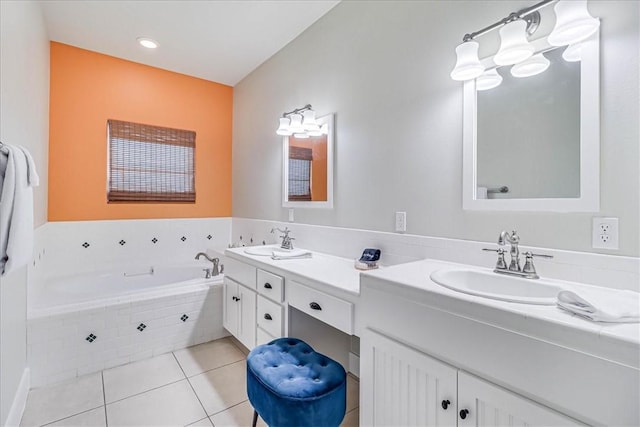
[288,209,295,222]
[592,217,619,249]
[395,212,406,233]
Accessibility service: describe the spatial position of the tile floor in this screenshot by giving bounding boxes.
[20,337,360,427]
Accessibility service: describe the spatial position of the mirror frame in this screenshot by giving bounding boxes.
[282,113,334,209]
[462,31,600,212]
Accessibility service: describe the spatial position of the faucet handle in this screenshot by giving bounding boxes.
[522,252,553,276]
[525,251,553,259]
[482,248,507,270]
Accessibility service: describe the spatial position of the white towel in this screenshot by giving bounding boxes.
[271,249,312,260]
[18,145,39,186]
[557,289,640,323]
[0,144,38,275]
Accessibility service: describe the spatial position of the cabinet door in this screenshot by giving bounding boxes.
[223,278,239,337]
[457,372,584,427]
[237,283,257,350]
[361,329,457,427]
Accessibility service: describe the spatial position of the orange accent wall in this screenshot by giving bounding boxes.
[48,42,232,221]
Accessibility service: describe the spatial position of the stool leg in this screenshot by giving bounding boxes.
[252,409,258,427]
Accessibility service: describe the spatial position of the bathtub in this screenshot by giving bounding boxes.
[28,264,228,387]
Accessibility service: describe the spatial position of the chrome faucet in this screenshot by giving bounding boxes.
[195,252,222,277]
[483,230,553,279]
[271,227,294,250]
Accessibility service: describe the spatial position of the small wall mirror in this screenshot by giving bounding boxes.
[283,113,334,208]
[463,32,600,212]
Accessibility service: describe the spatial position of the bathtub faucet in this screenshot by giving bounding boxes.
[195,253,222,277]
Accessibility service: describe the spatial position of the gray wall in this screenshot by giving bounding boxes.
[232,0,639,256]
[0,1,49,423]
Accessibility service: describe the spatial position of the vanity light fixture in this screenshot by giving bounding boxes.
[137,37,158,49]
[450,41,484,81]
[476,69,503,91]
[547,0,600,47]
[562,43,583,62]
[510,53,551,78]
[450,0,599,83]
[276,104,328,138]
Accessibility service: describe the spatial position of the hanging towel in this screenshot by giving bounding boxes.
[271,248,312,260]
[0,143,38,275]
[557,288,640,323]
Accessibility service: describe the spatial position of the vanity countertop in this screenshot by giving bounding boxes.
[361,258,640,368]
[225,246,362,297]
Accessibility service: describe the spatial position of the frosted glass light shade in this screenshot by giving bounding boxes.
[302,110,319,131]
[511,53,550,78]
[476,69,503,91]
[494,20,534,66]
[276,117,293,136]
[562,43,582,62]
[288,114,305,133]
[450,41,484,81]
[548,0,600,46]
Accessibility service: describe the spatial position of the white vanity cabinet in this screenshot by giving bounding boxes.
[223,258,258,349]
[255,268,286,345]
[361,329,582,427]
[223,277,256,350]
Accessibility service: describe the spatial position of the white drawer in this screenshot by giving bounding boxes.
[257,295,283,337]
[288,281,353,334]
[256,327,276,346]
[257,269,284,302]
[225,258,256,290]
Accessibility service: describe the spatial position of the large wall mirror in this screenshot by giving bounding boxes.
[463,32,600,212]
[283,113,334,208]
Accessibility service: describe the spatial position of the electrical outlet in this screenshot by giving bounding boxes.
[288,208,295,222]
[592,217,619,249]
[395,212,406,233]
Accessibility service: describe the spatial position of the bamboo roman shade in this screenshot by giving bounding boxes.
[288,146,312,201]
[107,120,196,203]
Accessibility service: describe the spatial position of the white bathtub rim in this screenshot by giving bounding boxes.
[28,275,223,320]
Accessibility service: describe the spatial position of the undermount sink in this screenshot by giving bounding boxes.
[429,269,563,305]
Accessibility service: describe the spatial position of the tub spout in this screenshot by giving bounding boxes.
[195,252,221,276]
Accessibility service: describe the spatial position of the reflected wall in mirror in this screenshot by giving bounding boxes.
[283,113,334,208]
[463,32,600,212]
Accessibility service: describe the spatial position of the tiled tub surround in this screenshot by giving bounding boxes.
[28,277,226,388]
[232,218,640,292]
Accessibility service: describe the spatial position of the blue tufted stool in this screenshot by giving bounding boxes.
[246,338,347,427]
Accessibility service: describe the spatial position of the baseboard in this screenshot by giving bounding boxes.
[348,352,360,378]
[5,368,30,427]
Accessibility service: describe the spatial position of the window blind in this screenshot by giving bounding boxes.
[288,146,312,201]
[107,120,196,203]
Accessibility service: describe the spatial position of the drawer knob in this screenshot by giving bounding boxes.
[309,302,322,311]
[441,399,450,410]
[233,296,240,302]
[264,283,273,289]
[264,313,272,320]
[459,409,469,420]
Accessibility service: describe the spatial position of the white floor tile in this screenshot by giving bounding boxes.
[106,380,206,427]
[103,352,185,403]
[186,417,214,427]
[174,338,245,377]
[44,407,106,427]
[188,361,247,416]
[209,401,267,427]
[20,373,104,427]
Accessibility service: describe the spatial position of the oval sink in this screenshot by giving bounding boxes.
[243,245,280,256]
[430,269,563,305]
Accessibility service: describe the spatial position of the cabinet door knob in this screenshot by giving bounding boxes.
[459,409,469,420]
[309,302,322,311]
[264,313,272,320]
[264,283,273,289]
[441,399,450,410]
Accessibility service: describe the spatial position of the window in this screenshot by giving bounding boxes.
[107,120,195,203]
[288,146,312,201]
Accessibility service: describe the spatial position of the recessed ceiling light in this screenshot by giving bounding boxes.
[137,37,158,49]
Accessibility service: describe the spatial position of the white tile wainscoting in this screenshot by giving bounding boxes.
[232,218,639,292]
